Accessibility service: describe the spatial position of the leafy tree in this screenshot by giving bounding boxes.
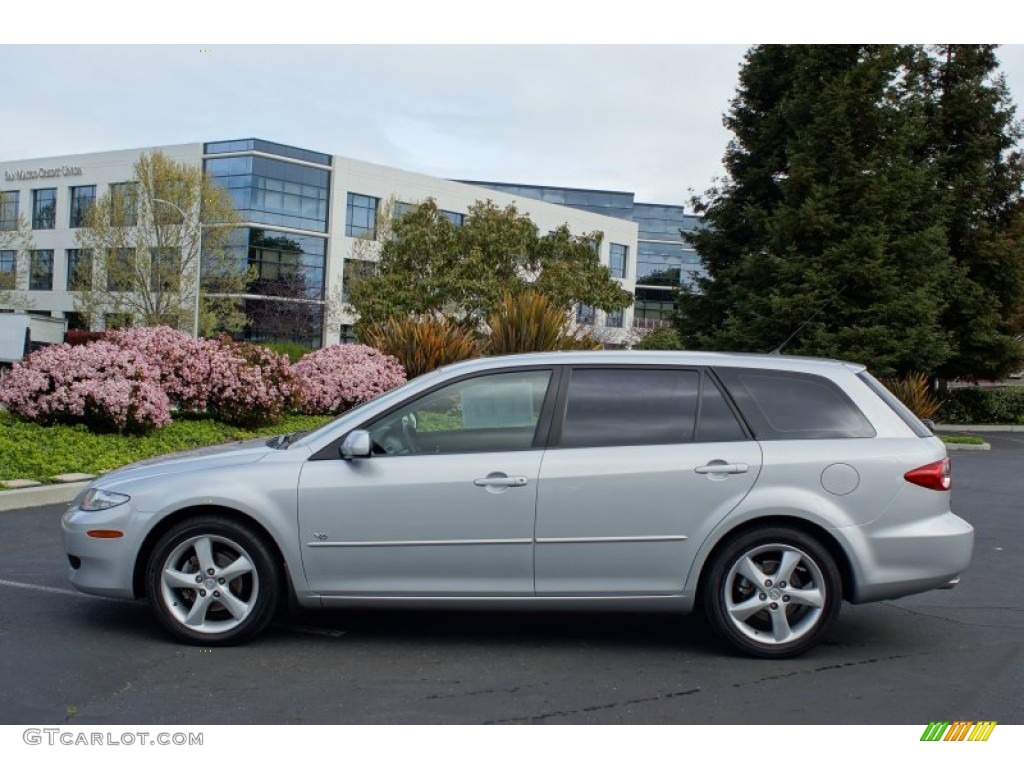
[0,213,36,311]
[348,198,632,330]
[73,150,245,336]
[678,44,1024,379]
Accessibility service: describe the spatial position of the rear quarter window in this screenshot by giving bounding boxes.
[856,371,933,437]
[715,367,876,440]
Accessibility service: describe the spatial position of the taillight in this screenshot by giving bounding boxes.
[904,458,951,491]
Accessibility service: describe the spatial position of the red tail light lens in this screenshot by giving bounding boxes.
[904,458,951,491]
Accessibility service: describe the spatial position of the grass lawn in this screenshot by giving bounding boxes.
[0,412,334,484]
[939,434,987,445]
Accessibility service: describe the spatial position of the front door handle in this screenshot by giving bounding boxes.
[474,475,529,488]
[695,462,750,475]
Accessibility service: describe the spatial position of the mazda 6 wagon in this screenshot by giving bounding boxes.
[62,351,974,658]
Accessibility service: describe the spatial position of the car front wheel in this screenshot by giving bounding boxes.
[145,516,280,645]
[703,526,841,658]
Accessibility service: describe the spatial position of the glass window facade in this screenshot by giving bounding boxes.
[346,193,379,238]
[32,189,56,230]
[609,243,628,279]
[69,185,96,228]
[442,209,464,227]
[110,182,138,226]
[339,324,358,344]
[0,250,15,289]
[29,249,53,290]
[221,228,327,348]
[0,191,18,230]
[206,155,330,233]
[462,182,635,221]
[633,287,676,328]
[244,229,326,301]
[66,248,92,290]
[605,308,624,328]
[205,139,331,167]
[576,303,596,325]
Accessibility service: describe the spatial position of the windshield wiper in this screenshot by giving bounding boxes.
[267,430,309,450]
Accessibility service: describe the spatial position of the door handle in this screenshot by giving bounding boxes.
[473,475,529,488]
[695,462,750,475]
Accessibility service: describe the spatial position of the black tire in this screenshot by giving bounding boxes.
[145,515,281,646]
[703,526,841,659]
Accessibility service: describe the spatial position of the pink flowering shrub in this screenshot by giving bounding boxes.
[204,338,302,428]
[294,344,407,415]
[106,326,217,412]
[104,327,301,427]
[0,342,171,433]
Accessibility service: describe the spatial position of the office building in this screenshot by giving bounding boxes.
[1,139,698,346]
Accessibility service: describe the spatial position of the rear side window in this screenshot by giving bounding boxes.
[559,368,700,447]
[715,367,876,440]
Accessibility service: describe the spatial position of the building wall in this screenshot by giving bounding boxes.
[2,140,645,346]
[0,144,202,323]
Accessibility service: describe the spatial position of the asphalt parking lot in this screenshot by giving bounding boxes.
[1,433,1021,725]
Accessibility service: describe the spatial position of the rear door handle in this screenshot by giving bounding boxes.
[695,462,750,475]
[474,475,529,488]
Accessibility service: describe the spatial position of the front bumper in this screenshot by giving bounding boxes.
[62,502,144,599]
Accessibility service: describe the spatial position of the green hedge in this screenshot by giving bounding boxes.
[938,386,1024,425]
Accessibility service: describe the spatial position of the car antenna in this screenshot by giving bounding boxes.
[769,284,847,355]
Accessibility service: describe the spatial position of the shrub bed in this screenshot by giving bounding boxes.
[0,342,171,433]
[205,339,302,428]
[294,344,406,415]
[938,386,1024,425]
[0,411,332,484]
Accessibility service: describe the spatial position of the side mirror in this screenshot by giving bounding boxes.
[340,430,372,460]
[922,419,937,434]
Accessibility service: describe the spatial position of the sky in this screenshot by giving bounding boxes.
[4,2,1024,209]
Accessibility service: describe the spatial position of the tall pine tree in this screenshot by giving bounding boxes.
[920,45,1024,379]
[679,44,1024,379]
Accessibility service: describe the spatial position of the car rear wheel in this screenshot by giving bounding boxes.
[145,516,280,645]
[703,526,841,658]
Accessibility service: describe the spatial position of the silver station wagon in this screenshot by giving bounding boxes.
[62,351,974,658]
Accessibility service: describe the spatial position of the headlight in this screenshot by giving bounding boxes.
[78,489,131,512]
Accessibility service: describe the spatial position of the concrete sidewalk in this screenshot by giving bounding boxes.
[0,481,88,512]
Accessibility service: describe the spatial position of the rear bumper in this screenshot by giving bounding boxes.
[846,511,974,604]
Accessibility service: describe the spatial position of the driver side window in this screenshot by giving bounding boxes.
[366,369,553,455]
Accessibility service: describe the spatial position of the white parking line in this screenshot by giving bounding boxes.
[0,578,82,597]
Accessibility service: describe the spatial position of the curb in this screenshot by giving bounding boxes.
[935,424,1024,433]
[943,442,991,451]
[0,482,87,512]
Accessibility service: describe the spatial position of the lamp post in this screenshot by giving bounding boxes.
[152,197,201,338]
